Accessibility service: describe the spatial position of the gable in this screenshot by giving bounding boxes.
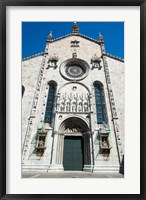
[47,35,102,65]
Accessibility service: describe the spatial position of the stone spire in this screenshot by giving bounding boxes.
[72,22,79,34]
[98,32,104,43]
[47,31,52,42]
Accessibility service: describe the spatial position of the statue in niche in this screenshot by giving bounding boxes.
[102,139,108,148]
[84,102,88,112]
[60,103,64,112]
[72,102,76,112]
[66,102,70,112]
[38,139,44,147]
[78,102,82,112]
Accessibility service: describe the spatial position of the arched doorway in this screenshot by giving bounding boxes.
[59,117,91,171]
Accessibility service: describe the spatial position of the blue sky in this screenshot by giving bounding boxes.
[22,22,124,59]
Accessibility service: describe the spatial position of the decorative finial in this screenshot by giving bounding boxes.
[49,31,52,37]
[72,22,79,34]
[48,31,52,42]
[98,32,104,43]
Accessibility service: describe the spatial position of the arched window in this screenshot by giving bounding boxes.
[94,82,108,124]
[44,81,57,123]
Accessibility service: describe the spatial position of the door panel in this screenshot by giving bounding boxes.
[63,136,84,171]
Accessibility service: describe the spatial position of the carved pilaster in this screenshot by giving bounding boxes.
[22,55,46,162]
[103,56,124,163]
[56,134,64,164]
[84,134,91,165]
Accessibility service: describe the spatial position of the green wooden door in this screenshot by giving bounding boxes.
[63,136,84,171]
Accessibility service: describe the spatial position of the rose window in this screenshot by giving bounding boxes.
[66,65,84,78]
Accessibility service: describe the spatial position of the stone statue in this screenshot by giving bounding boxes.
[72,51,77,58]
[84,103,88,112]
[72,102,76,112]
[102,139,108,148]
[38,139,44,147]
[78,103,82,112]
[60,103,64,112]
[66,103,70,112]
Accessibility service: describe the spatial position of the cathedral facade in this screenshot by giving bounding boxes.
[22,23,124,173]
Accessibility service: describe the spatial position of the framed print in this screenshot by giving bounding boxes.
[0,0,145,200]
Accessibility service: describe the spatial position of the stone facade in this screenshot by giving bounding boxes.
[22,23,124,173]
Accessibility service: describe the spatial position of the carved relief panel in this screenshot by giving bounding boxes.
[57,83,90,113]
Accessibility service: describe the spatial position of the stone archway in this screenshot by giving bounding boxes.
[56,117,91,171]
